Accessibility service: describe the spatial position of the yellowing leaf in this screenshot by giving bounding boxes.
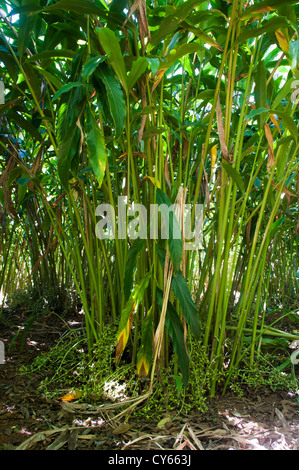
[275,29,289,54]
[115,310,135,363]
[210,145,217,172]
[270,181,297,197]
[137,355,150,377]
[269,114,281,135]
[152,69,166,93]
[61,390,83,401]
[264,123,275,172]
[141,175,161,188]
[115,272,152,363]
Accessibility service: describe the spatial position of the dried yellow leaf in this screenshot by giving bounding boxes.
[61,390,83,402]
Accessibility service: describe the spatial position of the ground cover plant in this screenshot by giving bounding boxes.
[1,0,299,440]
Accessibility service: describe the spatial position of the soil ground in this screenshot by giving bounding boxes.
[0,309,298,451]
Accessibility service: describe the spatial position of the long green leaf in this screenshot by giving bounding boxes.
[18,3,38,59]
[127,57,149,91]
[171,271,201,340]
[164,43,205,70]
[241,0,297,19]
[57,125,79,191]
[26,49,76,62]
[222,161,245,195]
[85,104,107,187]
[53,82,85,101]
[156,188,183,273]
[44,0,106,15]
[124,238,146,302]
[82,55,106,81]
[270,109,298,142]
[95,64,126,138]
[254,60,267,130]
[95,27,128,94]
[150,0,206,46]
[234,17,288,45]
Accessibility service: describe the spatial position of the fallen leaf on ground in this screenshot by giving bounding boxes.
[61,390,83,401]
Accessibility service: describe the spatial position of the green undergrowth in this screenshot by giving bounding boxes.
[18,322,299,418]
[6,284,81,317]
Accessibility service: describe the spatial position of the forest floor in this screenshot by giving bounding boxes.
[0,308,299,452]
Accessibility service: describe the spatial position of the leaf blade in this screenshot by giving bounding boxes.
[95,27,128,94]
[85,104,107,187]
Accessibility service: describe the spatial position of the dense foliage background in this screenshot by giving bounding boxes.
[1,0,299,406]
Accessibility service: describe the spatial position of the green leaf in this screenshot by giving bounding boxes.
[95,65,126,138]
[127,57,149,91]
[157,288,189,388]
[271,74,298,109]
[32,66,64,90]
[150,0,206,47]
[165,42,204,70]
[184,28,223,51]
[57,125,79,191]
[147,58,160,76]
[289,40,299,72]
[82,55,106,81]
[234,17,288,45]
[254,60,267,129]
[241,0,297,19]
[10,112,42,142]
[244,107,269,120]
[124,238,146,302]
[269,109,298,142]
[85,104,107,187]
[222,161,245,195]
[17,177,32,187]
[95,27,128,94]
[44,0,107,16]
[171,271,201,340]
[26,49,76,62]
[53,82,85,101]
[276,136,294,179]
[156,188,182,273]
[18,3,38,58]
